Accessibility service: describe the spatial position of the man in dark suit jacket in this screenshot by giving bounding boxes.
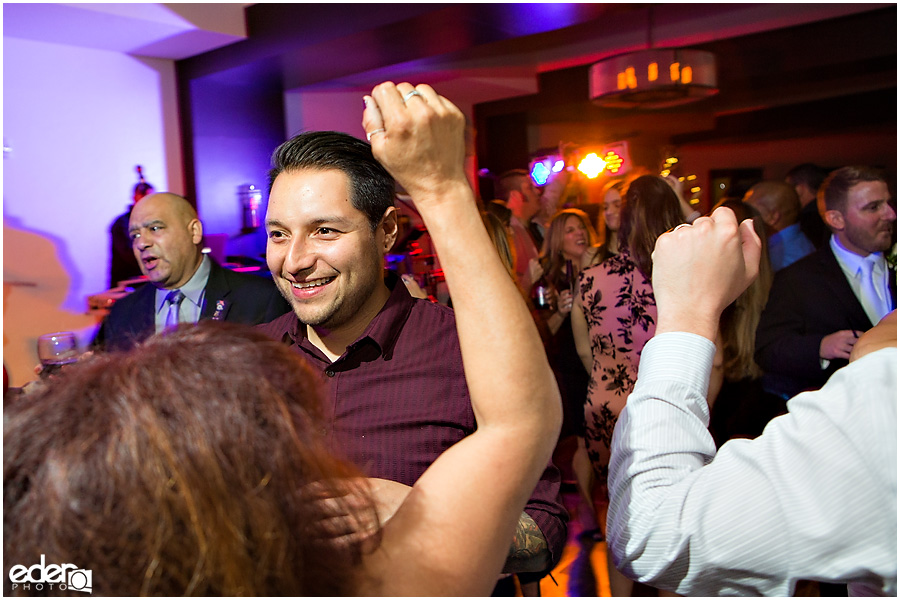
[785,162,831,249]
[95,193,289,352]
[756,166,896,398]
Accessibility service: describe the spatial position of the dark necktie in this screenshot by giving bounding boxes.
[165,290,185,329]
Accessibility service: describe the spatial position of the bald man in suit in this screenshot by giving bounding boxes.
[94,193,289,351]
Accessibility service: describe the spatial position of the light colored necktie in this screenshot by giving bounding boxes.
[165,290,185,329]
[859,256,888,324]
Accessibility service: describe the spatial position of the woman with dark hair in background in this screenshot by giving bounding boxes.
[571,174,687,596]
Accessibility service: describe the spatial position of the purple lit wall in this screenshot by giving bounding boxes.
[284,90,370,140]
[188,67,284,261]
[3,36,181,385]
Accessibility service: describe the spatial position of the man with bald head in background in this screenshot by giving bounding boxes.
[743,180,815,271]
[94,193,289,351]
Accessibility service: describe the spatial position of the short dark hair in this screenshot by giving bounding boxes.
[819,165,886,213]
[785,163,828,193]
[269,131,395,229]
[495,169,530,202]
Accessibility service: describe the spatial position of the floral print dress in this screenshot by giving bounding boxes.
[576,249,657,487]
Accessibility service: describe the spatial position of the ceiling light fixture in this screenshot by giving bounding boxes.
[589,8,718,109]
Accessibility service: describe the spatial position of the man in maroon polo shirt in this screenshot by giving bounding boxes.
[258,130,567,580]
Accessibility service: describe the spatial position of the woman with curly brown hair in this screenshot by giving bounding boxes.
[5,323,376,596]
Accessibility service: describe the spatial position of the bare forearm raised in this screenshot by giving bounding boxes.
[360,82,562,595]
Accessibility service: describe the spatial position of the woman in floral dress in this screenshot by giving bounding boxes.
[571,175,686,595]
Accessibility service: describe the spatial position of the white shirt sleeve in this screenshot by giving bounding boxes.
[608,333,897,596]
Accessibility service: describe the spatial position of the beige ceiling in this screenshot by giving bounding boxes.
[3,3,252,60]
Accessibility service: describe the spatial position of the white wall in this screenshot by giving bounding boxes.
[3,36,181,386]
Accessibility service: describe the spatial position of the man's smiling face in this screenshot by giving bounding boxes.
[266,168,393,333]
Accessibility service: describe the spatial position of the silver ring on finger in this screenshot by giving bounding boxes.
[673,223,691,232]
[402,89,424,103]
[366,128,386,142]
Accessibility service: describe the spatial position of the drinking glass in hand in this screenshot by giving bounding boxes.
[37,332,79,378]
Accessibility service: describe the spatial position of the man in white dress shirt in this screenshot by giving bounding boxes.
[607,207,897,596]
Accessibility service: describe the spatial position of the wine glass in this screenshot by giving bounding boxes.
[37,331,79,378]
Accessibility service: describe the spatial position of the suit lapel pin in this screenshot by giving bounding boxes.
[212,299,229,321]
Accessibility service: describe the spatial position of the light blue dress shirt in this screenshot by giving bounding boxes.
[830,235,893,325]
[154,254,211,333]
[769,222,815,271]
